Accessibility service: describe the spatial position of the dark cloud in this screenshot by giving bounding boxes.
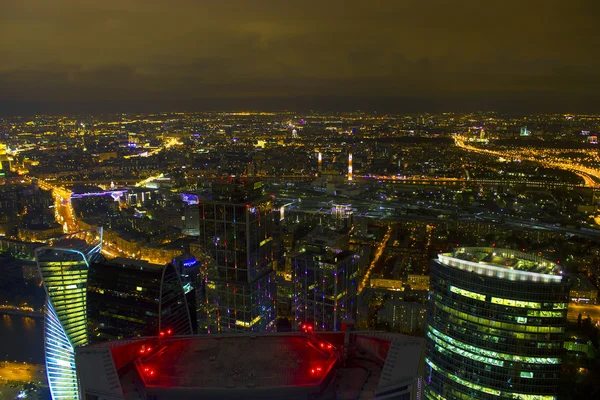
[1,0,600,113]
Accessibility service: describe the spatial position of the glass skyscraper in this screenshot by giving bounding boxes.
[292,249,359,331]
[87,258,193,342]
[198,180,276,333]
[425,247,569,400]
[36,228,103,400]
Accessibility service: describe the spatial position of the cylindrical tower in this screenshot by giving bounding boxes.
[425,247,569,400]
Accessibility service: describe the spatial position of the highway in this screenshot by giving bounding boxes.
[454,135,600,188]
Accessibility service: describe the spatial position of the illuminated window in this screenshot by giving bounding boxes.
[490,297,541,309]
[429,327,560,365]
[449,285,486,301]
[426,358,557,400]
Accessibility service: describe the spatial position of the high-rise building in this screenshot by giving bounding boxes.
[35,228,103,400]
[425,247,569,400]
[291,249,359,331]
[87,257,193,343]
[198,180,276,333]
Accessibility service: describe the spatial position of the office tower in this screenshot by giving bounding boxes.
[425,247,569,400]
[77,331,424,400]
[35,228,103,400]
[198,180,276,333]
[520,126,530,136]
[292,249,359,331]
[87,257,193,343]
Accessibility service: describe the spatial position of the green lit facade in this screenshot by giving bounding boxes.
[425,248,569,400]
[36,228,103,400]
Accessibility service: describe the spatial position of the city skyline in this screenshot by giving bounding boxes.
[2,1,600,398]
[2,1,600,114]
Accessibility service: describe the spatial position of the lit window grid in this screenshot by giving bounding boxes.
[428,327,559,365]
[425,259,569,400]
[45,301,79,400]
[448,284,567,313]
[434,301,564,334]
[425,358,557,400]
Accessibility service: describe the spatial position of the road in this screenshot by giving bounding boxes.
[454,135,600,188]
[358,225,392,294]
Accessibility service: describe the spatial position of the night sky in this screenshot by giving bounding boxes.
[1,0,599,114]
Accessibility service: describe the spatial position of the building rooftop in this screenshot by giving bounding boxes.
[439,247,563,283]
[139,335,335,389]
[77,331,424,400]
[106,257,164,272]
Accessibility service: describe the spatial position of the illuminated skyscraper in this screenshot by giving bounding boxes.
[347,151,353,181]
[198,180,276,333]
[425,247,569,400]
[36,228,103,400]
[291,249,359,331]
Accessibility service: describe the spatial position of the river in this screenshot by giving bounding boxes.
[0,314,45,365]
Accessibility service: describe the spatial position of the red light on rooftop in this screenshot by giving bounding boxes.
[327,344,332,350]
[159,331,165,337]
[139,348,146,354]
[167,329,172,335]
[320,343,325,348]
[146,346,152,352]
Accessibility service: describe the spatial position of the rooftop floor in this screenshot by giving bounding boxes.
[450,247,559,276]
[137,334,336,389]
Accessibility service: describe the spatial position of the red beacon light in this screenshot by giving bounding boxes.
[167,329,172,335]
[159,331,165,337]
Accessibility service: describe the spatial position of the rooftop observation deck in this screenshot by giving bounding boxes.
[135,334,337,389]
[438,247,562,283]
[78,331,423,400]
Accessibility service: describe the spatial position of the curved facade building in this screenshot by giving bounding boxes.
[425,247,569,400]
[87,258,193,342]
[36,228,103,400]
